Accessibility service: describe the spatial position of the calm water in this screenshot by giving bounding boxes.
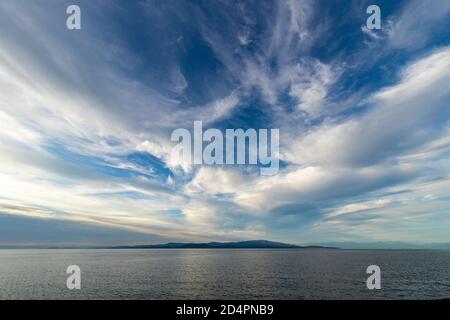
[0,249,449,299]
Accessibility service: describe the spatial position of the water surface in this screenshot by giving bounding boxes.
[0,249,449,299]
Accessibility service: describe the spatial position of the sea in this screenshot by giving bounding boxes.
[0,249,449,299]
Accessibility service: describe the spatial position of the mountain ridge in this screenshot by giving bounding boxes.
[112,240,337,249]
[0,240,336,249]
[2,240,450,250]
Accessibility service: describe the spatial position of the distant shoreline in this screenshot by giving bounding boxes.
[2,239,450,250]
[2,247,450,251]
[0,240,340,250]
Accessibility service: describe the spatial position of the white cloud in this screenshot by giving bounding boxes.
[285,46,450,167]
[327,199,392,218]
[184,167,249,196]
[388,0,450,49]
[361,25,382,40]
[233,164,417,213]
[1,1,450,244]
[289,60,336,118]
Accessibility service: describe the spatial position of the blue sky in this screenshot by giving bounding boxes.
[0,0,450,245]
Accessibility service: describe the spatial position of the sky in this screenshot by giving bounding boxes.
[0,0,450,246]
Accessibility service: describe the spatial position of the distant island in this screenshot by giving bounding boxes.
[2,240,450,249]
[112,240,337,249]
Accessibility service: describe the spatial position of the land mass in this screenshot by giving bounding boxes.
[308,241,450,250]
[111,240,337,249]
[3,240,450,250]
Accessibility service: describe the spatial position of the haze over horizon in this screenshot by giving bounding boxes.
[1,0,450,246]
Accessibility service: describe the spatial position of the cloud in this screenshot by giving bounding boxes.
[0,212,167,246]
[285,46,450,167]
[181,46,450,241]
[233,164,417,213]
[388,0,450,49]
[327,199,392,218]
[361,25,383,41]
[0,1,450,244]
[184,167,248,196]
[289,60,337,118]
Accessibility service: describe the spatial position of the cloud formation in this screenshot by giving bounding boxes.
[0,0,450,245]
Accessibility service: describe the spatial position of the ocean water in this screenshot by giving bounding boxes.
[0,249,449,299]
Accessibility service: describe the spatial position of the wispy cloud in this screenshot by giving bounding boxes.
[388,0,450,49]
[0,0,449,244]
